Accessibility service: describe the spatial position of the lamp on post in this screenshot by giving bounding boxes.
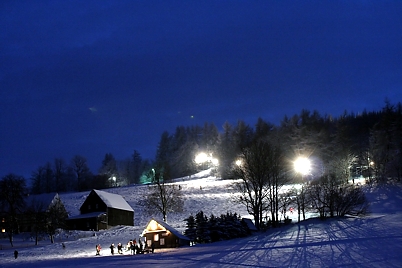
[293,157,311,222]
[151,168,156,183]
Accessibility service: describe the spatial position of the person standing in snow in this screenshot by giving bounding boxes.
[14,250,18,259]
[129,240,134,255]
[110,243,115,255]
[133,239,137,254]
[96,244,101,255]
[139,240,143,254]
[117,243,123,254]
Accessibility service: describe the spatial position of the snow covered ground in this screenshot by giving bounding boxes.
[1,170,401,267]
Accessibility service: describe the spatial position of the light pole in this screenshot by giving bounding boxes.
[151,168,155,183]
[294,157,311,222]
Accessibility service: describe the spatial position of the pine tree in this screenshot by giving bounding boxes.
[184,215,196,243]
[195,211,210,243]
[209,214,221,242]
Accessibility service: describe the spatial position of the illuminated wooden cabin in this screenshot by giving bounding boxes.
[142,218,190,249]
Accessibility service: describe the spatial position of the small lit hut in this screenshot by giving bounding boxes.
[142,218,190,249]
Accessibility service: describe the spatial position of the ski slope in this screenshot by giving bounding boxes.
[1,171,401,267]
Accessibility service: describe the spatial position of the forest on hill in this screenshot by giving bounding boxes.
[155,101,402,182]
[19,101,402,194]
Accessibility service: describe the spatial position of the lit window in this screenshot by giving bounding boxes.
[154,234,159,242]
[160,238,165,246]
[2,228,5,233]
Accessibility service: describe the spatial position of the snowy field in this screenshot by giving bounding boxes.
[1,170,401,267]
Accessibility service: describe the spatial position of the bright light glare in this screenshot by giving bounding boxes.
[195,153,208,164]
[235,159,242,166]
[195,152,219,167]
[294,157,311,175]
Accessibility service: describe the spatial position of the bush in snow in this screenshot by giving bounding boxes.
[184,211,250,245]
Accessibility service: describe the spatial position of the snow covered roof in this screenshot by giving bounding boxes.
[143,218,190,241]
[93,189,134,212]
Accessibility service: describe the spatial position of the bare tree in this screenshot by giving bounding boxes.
[99,153,118,187]
[139,167,183,222]
[31,165,46,194]
[54,158,70,192]
[71,155,92,191]
[25,200,47,245]
[232,142,268,230]
[335,185,369,216]
[308,172,368,218]
[232,139,288,229]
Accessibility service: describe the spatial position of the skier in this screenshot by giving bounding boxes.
[96,244,101,255]
[110,243,115,255]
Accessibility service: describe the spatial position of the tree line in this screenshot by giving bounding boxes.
[2,101,401,195]
[29,151,152,194]
[156,101,402,182]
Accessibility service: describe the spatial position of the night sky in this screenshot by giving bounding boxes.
[1,1,401,178]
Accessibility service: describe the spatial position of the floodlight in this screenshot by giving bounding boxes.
[294,157,311,175]
[195,152,208,164]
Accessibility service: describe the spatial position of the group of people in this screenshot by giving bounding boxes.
[126,238,148,255]
[108,243,124,255]
[96,238,154,256]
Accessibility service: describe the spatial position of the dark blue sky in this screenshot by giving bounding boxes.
[1,1,401,178]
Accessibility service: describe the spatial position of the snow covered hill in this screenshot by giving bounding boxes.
[60,169,252,233]
[1,170,401,267]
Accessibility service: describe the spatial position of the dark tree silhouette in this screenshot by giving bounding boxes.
[0,174,28,247]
